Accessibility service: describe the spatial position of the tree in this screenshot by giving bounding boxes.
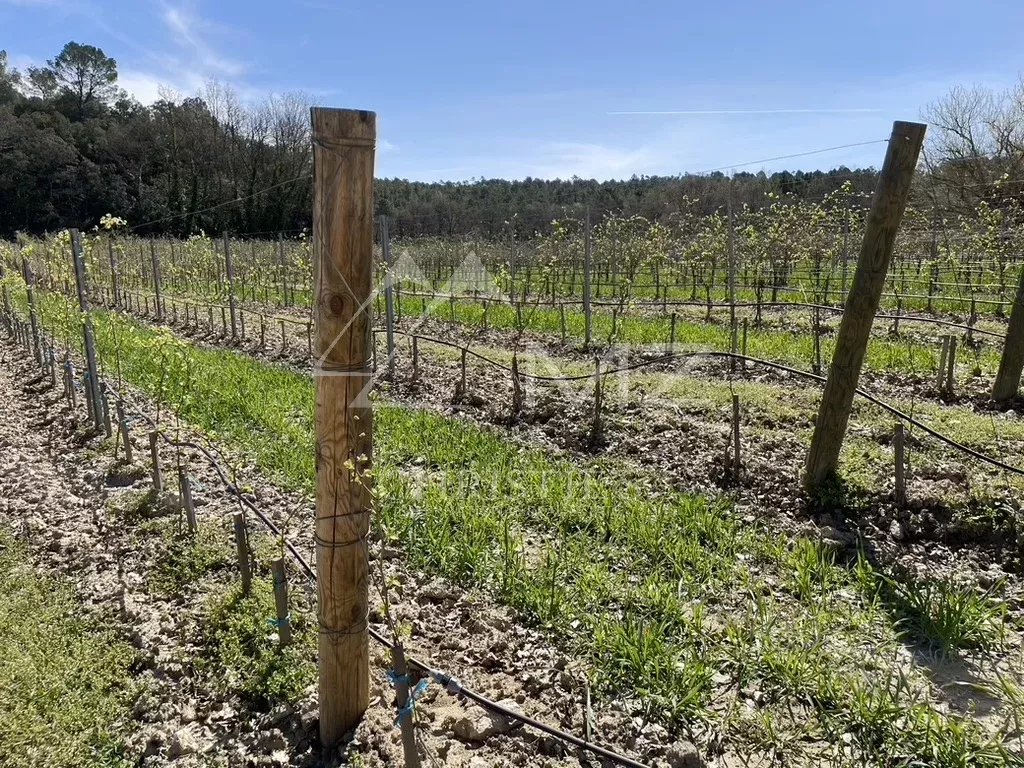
[0,51,23,104]
[922,80,1024,211]
[36,41,119,119]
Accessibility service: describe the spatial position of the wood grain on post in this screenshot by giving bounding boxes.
[70,230,103,428]
[992,265,1024,402]
[311,106,375,748]
[150,239,162,320]
[233,512,252,596]
[271,558,292,646]
[223,232,238,339]
[583,208,593,349]
[804,121,925,489]
[894,422,906,506]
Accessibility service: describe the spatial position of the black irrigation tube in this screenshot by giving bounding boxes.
[395,330,1024,477]
[21,277,1024,478]
[5,327,655,768]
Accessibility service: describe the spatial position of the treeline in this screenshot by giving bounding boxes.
[1,42,1020,240]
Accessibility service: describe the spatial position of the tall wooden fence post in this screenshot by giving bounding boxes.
[0,262,12,333]
[311,106,375,749]
[992,264,1024,402]
[70,230,104,429]
[150,239,163,321]
[108,235,120,307]
[22,256,42,366]
[804,121,926,489]
[380,216,397,377]
[583,207,593,350]
[223,232,238,340]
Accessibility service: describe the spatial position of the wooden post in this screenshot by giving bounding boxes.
[591,357,603,444]
[278,234,289,307]
[945,335,957,394]
[223,232,238,339]
[584,208,593,349]
[411,335,419,383]
[65,359,76,408]
[391,642,420,768]
[458,347,467,400]
[380,216,397,377]
[992,264,1024,402]
[731,394,741,478]
[178,467,197,534]
[311,106,375,747]
[804,121,925,489]
[21,257,42,366]
[741,318,748,371]
[100,382,113,438]
[894,422,906,506]
[70,230,104,429]
[271,558,292,646]
[511,353,523,418]
[936,335,950,390]
[116,401,133,464]
[149,431,162,492]
[150,239,163,321]
[727,192,737,373]
[0,261,12,332]
[233,512,252,596]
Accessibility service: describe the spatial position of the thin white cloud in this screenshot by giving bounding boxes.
[161,3,246,78]
[610,108,881,116]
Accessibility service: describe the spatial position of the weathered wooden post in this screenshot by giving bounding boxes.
[894,422,906,506]
[233,512,252,596]
[380,216,397,378]
[223,232,238,340]
[149,431,162,492]
[584,208,593,350]
[992,264,1024,402]
[70,230,104,429]
[731,394,741,478]
[271,558,293,646]
[150,239,163,321]
[278,234,289,307]
[178,467,197,533]
[116,401,133,464]
[21,256,42,366]
[804,122,925,489]
[311,107,375,748]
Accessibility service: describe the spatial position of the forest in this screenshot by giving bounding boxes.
[3,41,1020,240]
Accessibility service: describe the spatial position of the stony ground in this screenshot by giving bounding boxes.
[0,337,705,767]
[128,294,1024,589]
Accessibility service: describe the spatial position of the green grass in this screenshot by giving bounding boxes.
[15,289,1023,765]
[201,580,316,705]
[0,530,137,768]
[148,517,236,595]
[391,291,1003,377]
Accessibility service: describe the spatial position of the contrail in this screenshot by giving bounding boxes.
[609,108,880,115]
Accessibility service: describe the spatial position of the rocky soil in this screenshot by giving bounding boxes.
[0,337,706,767]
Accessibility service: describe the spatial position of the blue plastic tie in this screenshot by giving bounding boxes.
[394,678,429,726]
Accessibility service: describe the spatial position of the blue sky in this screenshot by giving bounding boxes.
[4,0,1024,181]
